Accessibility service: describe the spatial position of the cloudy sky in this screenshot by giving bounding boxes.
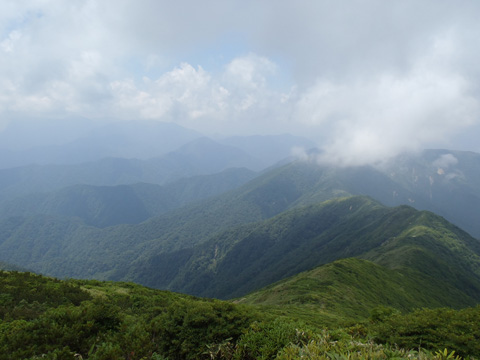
[1,0,480,164]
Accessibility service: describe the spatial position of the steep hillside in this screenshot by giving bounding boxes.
[128,196,480,302]
[195,149,480,239]
[207,158,426,218]
[0,168,288,280]
[2,194,480,359]
[215,149,480,239]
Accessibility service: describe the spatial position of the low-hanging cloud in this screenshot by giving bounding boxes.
[433,154,459,169]
[294,36,480,166]
[1,1,480,163]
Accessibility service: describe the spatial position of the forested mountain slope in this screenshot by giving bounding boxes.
[135,196,480,301]
[0,161,336,278]
[0,150,480,296]
[224,149,480,238]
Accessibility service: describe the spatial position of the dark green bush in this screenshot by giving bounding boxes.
[233,318,313,360]
[370,306,480,358]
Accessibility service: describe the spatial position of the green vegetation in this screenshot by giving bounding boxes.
[0,271,260,359]
[1,271,479,359]
[2,193,480,310]
[370,306,480,358]
[155,196,480,304]
[2,150,480,294]
[1,151,480,358]
[236,258,477,327]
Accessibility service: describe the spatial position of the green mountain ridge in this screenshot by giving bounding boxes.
[1,149,480,316]
[1,152,480,299]
[0,137,263,201]
[139,196,480,303]
[237,257,478,324]
[2,163,480,358]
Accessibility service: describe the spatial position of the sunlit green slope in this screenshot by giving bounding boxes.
[236,257,477,325]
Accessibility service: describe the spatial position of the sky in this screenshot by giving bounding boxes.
[1,0,480,165]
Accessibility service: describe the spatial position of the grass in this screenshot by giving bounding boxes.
[237,257,479,325]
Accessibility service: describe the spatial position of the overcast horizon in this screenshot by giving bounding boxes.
[1,1,480,165]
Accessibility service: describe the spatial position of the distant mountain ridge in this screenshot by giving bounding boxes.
[0,167,257,227]
[218,134,316,168]
[0,120,316,170]
[380,149,480,237]
[0,120,203,168]
[0,138,263,201]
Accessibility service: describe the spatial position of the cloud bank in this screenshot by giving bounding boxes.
[1,0,480,165]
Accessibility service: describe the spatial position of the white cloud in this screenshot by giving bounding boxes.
[293,32,480,166]
[108,55,290,134]
[110,63,223,120]
[223,54,277,90]
[1,30,21,53]
[433,154,458,169]
[0,1,480,158]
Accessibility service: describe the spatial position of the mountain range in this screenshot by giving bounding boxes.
[0,120,315,169]
[0,149,479,305]
[131,196,480,303]
[0,137,263,201]
[1,120,480,331]
[0,167,257,228]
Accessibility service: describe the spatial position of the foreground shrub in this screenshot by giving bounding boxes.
[232,318,313,360]
[369,306,480,358]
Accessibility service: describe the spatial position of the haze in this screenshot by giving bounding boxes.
[1,0,480,165]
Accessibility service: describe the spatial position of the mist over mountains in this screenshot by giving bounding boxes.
[0,119,315,169]
[0,121,314,202]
